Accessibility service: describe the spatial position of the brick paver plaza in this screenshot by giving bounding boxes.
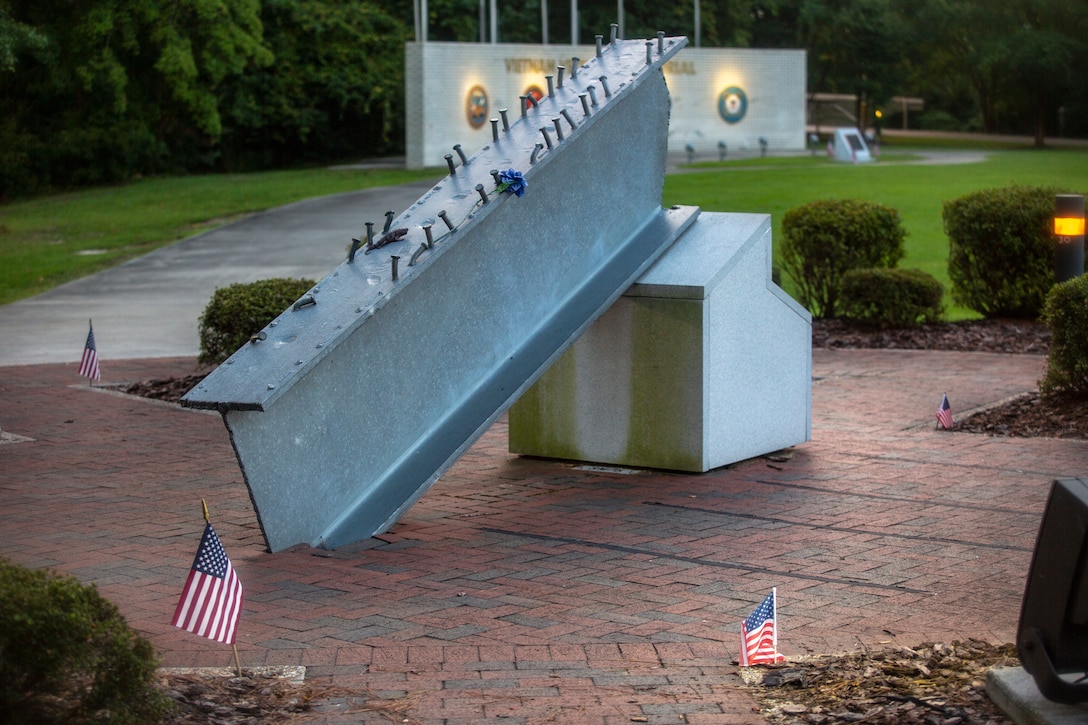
[1,347,1084,722]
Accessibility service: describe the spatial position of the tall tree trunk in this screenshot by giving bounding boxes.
[1034,91,1047,148]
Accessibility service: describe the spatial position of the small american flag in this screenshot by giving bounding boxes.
[936,394,953,429]
[740,588,785,666]
[79,320,101,381]
[172,523,244,644]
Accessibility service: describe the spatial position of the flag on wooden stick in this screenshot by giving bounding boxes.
[740,588,785,666]
[79,320,101,381]
[936,393,953,430]
[172,520,244,645]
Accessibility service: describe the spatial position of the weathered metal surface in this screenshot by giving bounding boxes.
[509,212,812,472]
[182,35,689,552]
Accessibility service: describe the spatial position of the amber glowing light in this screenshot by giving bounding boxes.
[1054,217,1086,236]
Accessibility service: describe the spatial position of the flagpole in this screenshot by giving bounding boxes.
[202,499,243,677]
[87,319,93,388]
[772,587,778,654]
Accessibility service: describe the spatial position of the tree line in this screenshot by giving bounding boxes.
[2,0,1085,199]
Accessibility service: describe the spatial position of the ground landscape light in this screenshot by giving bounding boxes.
[1053,194,1085,282]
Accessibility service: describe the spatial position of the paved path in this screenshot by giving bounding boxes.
[2,348,1082,723]
[0,181,435,365]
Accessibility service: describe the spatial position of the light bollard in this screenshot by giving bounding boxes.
[1054,194,1085,282]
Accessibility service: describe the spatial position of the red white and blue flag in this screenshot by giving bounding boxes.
[740,588,785,666]
[172,523,244,644]
[79,320,101,381]
[936,394,954,429]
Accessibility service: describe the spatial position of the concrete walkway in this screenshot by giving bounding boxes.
[0,181,435,365]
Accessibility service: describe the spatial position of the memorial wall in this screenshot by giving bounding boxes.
[405,41,805,169]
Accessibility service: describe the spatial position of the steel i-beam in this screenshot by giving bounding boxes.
[182,34,691,552]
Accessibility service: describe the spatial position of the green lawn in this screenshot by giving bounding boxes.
[3,149,1087,316]
[663,148,1088,319]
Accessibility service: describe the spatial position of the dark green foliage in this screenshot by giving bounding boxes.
[780,198,906,318]
[0,559,170,724]
[1040,274,1088,397]
[218,0,409,170]
[198,277,315,364]
[839,267,944,328]
[0,0,272,197]
[943,185,1067,318]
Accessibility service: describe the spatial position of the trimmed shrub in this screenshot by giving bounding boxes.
[0,559,170,724]
[781,199,906,318]
[943,185,1067,318]
[1040,274,1088,397]
[198,277,316,365]
[839,268,945,328]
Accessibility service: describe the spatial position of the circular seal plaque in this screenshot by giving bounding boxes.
[465,85,489,129]
[718,86,748,124]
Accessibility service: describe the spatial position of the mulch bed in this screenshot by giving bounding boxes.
[157,670,412,724]
[744,640,1020,725]
[811,318,1052,356]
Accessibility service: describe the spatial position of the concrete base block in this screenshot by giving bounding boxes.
[509,211,811,472]
[987,666,1088,725]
